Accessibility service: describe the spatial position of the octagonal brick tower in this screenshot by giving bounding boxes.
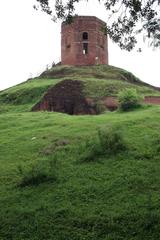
[61,16,108,65]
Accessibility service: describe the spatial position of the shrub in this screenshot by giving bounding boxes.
[98,127,126,155]
[17,157,58,187]
[78,126,126,162]
[78,138,101,162]
[118,88,142,111]
[94,100,106,114]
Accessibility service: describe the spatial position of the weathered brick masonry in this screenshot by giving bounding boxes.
[61,16,108,65]
[32,79,160,114]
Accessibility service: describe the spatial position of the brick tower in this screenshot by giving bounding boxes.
[61,16,108,66]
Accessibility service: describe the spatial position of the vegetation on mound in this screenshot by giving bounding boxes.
[40,65,139,82]
[118,88,143,111]
[0,106,160,239]
[0,65,159,114]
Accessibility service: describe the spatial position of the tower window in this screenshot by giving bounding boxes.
[83,43,88,54]
[82,32,88,40]
[66,44,71,49]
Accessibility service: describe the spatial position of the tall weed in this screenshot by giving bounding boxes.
[17,156,59,187]
[78,138,101,162]
[98,127,126,155]
[78,126,126,162]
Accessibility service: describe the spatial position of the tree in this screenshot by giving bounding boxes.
[34,0,160,51]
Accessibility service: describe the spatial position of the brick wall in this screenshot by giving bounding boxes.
[144,96,160,105]
[61,16,108,66]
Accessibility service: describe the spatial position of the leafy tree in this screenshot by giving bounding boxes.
[34,0,160,51]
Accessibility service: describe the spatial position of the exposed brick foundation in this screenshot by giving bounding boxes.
[102,96,160,109]
[144,96,160,105]
[61,16,108,66]
[32,80,96,115]
[32,80,160,115]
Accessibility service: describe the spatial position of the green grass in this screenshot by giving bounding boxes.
[0,65,159,113]
[0,65,160,239]
[83,78,158,99]
[1,106,160,239]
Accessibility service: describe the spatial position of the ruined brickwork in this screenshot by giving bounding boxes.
[61,16,108,65]
[32,78,160,115]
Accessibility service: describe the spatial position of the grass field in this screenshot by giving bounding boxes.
[0,65,160,239]
[0,105,160,239]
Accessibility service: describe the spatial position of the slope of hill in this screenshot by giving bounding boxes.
[0,65,159,114]
[0,65,160,239]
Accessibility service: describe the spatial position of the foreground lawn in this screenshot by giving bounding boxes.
[0,106,160,239]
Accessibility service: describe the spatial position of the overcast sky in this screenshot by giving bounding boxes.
[0,0,160,91]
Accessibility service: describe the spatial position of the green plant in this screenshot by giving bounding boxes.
[78,138,101,162]
[118,88,143,111]
[94,100,107,114]
[17,157,58,187]
[78,126,126,162]
[98,127,126,155]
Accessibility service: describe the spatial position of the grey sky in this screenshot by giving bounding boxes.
[0,0,159,90]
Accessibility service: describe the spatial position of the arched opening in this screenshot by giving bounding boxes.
[82,32,88,40]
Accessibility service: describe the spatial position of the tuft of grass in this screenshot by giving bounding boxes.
[17,157,59,187]
[77,138,102,163]
[94,100,107,114]
[78,126,126,162]
[98,126,127,155]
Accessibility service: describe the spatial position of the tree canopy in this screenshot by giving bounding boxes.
[35,0,160,51]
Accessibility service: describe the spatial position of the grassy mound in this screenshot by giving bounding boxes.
[0,65,159,113]
[0,64,160,239]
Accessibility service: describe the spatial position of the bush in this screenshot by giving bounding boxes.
[78,126,126,162]
[78,138,101,162]
[98,127,126,155]
[118,88,142,111]
[94,100,107,114]
[17,157,59,187]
